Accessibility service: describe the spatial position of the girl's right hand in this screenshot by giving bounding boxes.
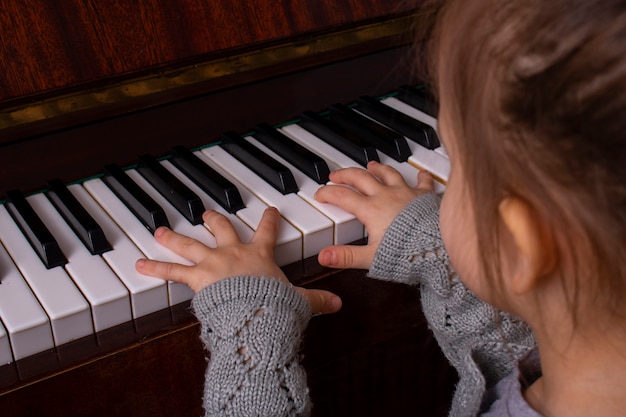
[314,161,435,270]
[135,208,342,315]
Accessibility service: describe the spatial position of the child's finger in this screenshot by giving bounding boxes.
[153,226,211,264]
[202,210,240,246]
[135,258,194,285]
[315,183,369,218]
[366,161,406,186]
[416,170,435,192]
[317,244,376,270]
[327,166,383,195]
[250,207,281,248]
[295,287,342,315]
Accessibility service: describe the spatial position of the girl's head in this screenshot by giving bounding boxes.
[431,0,626,323]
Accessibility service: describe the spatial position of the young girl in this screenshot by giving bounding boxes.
[135,0,626,415]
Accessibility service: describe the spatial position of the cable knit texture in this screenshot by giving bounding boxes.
[368,193,536,417]
[192,276,312,417]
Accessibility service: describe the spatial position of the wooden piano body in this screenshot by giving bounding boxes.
[0,1,456,415]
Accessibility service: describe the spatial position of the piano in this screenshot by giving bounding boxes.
[0,1,457,416]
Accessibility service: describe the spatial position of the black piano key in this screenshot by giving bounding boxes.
[220,131,299,195]
[136,154,205,225]
[298,111,380,167]
[397,85,439,118]
[46,179,113,255]
[328,103,412,162]
[169,146,245,214]
[102,164,170,234]
[5,190,67,269]
[353,96,440,149]
[253,123,330,184]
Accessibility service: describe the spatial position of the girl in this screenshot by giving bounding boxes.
[135,0,626,415]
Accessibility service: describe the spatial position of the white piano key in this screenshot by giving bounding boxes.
[377,152,421,187]
[201,145,334,258]
[381,96,439,131]
[0,240,53,360]
[378,150,446,193]
[406,143,449,185]
[0,320,11,365]
[376,142,446,192]
[246,135,364,245]
[68,184,169,318]
[193,150,303,266]
[344,98,447,189]
[126,169,217,248]
[280,124,361,171]
[160,160,255,244]
[28,194,132,332]
[434,146,449,158]
[0,205,92,346]
[83,178,195,305]
[379,97,449,185]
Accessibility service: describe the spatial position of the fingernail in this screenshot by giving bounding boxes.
[319,250,336,266]
[135,259,145,269]
[331,295,342,310]
[154,227,168,237]
[314,188,322,200]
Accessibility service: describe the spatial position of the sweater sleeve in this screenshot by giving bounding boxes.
[191,276,312,417]
[368,192,449,288]
[368,193,536,417]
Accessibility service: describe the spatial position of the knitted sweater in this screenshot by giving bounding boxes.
[367,193,536,416]
[191,193,537,416]
[193,276,312,416]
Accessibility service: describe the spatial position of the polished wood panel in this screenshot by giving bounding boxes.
[0,0,421,102]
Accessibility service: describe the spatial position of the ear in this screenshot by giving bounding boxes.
[498,196,557,295]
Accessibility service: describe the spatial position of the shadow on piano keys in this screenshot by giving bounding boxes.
[0,88,456,417]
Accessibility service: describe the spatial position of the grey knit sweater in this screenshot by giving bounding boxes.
[191,193,536,416]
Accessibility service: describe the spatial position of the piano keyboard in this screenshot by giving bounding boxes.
[0,87,449,365]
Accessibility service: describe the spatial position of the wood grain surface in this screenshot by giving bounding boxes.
[0,0,420,102]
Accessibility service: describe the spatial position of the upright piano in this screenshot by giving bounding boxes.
[0,1,456,416]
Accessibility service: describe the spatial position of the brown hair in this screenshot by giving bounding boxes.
[426,0,626,318]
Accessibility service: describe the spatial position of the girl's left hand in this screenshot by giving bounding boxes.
[314,161,434,270]
[135,207,342,315]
